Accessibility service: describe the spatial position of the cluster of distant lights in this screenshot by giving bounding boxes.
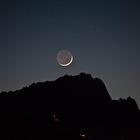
[50,114,125,139]
[50,114,87,138]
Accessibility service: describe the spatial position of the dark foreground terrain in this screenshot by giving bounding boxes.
[0,73,140,140]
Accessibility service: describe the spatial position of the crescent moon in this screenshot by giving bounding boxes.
[59,55,73,67]
[57,50,73,67]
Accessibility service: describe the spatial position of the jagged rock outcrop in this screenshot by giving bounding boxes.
[0,73,139,140]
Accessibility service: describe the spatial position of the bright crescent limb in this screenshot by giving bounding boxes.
[59,55,73,67]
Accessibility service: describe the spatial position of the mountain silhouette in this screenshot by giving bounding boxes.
[0,73,139,140]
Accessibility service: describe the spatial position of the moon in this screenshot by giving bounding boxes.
[57,50,73,67]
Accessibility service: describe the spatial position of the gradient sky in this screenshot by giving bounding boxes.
[0,0,140,107]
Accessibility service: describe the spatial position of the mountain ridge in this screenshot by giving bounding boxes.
[0,73,139,112]
[0,73,139,140]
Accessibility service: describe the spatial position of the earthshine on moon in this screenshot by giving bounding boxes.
[57,50,73,67]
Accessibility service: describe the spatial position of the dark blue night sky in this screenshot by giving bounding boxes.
[0,0,140,107]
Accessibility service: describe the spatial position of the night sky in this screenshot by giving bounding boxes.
[0,0,140,107]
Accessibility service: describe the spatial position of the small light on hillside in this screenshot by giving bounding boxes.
[80,133,86,138]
